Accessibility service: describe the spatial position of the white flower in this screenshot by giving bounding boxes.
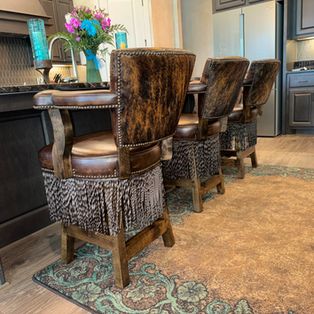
[65,13,72,24]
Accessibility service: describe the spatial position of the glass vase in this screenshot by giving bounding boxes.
[86,57,102,83]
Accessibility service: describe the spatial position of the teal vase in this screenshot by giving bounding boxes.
[86,57,102,83]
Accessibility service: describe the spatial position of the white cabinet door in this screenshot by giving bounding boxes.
[106,0,152,48]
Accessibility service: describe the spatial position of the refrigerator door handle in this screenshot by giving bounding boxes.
[239,13,245,57]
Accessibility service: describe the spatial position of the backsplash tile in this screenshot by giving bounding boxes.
[0,36,86,86]
[296,39,314,61]
[0,36,39,86]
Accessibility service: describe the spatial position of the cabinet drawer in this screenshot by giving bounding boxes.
[289,74,314,87]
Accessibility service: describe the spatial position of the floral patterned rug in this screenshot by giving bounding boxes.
[33,165,314,313]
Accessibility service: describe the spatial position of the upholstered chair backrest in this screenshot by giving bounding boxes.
[199,57,249,120]
[110,48,195,148]
[243,59,280,108]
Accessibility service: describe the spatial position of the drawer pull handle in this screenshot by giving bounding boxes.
[298,80,309,83]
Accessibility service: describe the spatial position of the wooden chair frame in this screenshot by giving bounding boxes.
[61,207,174,288]
[48,106,174,288]
[221,145,258,179]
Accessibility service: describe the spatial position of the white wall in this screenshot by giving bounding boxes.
[73,0,99,7]
[181,0,213,77]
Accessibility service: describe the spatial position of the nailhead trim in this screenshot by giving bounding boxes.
[41,161,161,179]
[34,104,118,110]
[33,105,54,109]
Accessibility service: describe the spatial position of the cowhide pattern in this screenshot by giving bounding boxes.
[110,49,196,147]
[243,60,280,108]
[199,57,249,120]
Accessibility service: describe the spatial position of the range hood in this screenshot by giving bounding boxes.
[0,1,50,35]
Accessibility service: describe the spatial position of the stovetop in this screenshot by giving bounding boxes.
[292,60,314,71]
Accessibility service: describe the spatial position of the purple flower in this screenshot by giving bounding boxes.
[85,7,91,13]
[65,22,75,33]
[75,36,81,42]
[70,17,81,29]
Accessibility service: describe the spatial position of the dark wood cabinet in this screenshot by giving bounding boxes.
[55,0,74,63]
[0,90,112,248]
[0,105,51,248]
[214,0,245,11]
[213,0,269,12]
[40,0,58,35]
[289,0,314,39]
[40,0,74,62]
[287,73,314,131]
[289,89,314,127]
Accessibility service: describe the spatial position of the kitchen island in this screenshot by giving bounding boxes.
[0,83,112,248]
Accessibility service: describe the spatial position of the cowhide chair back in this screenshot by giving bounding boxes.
[163,57,249,212]
[220,59,280,178]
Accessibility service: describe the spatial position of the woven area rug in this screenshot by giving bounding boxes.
[33,165,314,313]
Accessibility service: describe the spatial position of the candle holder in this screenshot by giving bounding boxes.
[28,19,52,84]
[115,32,128,49]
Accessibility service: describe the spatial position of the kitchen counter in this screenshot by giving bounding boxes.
[0,82,110,113]
[0,82,109,96]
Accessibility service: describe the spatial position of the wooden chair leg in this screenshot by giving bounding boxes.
[162,207,175,247]
[250,147,258,168]
[236,151,245,179]
[112,226,130,289]
[0,258,6,285]
[192,178,203,212]
[61,224,75,264]
[216,167,225,194]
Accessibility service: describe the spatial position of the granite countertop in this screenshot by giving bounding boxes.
[0,82,110,96]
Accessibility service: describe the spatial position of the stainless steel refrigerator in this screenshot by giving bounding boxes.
[213,1,283,136]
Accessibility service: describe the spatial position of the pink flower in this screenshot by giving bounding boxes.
[71,7,79,16]
[70,17,81,29]
[65,22,75,33]
[94,12,103,20]
[101,18,111,30]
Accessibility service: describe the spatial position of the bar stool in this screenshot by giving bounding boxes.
[33,48,195,288]
[162,57,249,212]
[220,59,280,178]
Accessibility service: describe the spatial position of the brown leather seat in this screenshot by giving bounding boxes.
[39,131,161,177]
[228,106,259,123]
[173,114,221,140]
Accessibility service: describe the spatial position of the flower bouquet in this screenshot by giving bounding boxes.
[53,6,126,82]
